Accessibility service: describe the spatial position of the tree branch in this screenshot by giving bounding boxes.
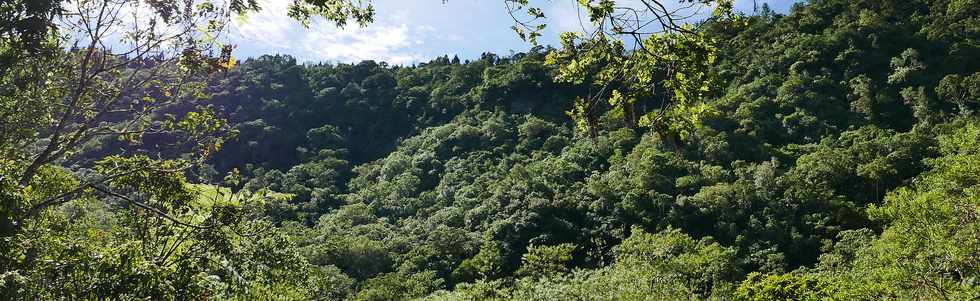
[90,184,216,230]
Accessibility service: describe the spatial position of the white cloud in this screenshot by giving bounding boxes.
[544,0,716,37]
[224,0,792,65]
[299,23,420,64]
[229,0,425,64]
[547,1,592,35]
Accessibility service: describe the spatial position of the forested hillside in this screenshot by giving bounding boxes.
[3,0,979,299]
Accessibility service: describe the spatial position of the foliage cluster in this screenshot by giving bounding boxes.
[2,0,979,299]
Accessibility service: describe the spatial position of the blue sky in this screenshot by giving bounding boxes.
[228,0,798,65]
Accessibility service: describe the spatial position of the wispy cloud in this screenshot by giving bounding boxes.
[544,0,718,37]
[546,1,592,35]
[229,0,425,64]
[226,0,796,64]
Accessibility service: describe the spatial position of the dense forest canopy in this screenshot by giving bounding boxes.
[2,0,979,299]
